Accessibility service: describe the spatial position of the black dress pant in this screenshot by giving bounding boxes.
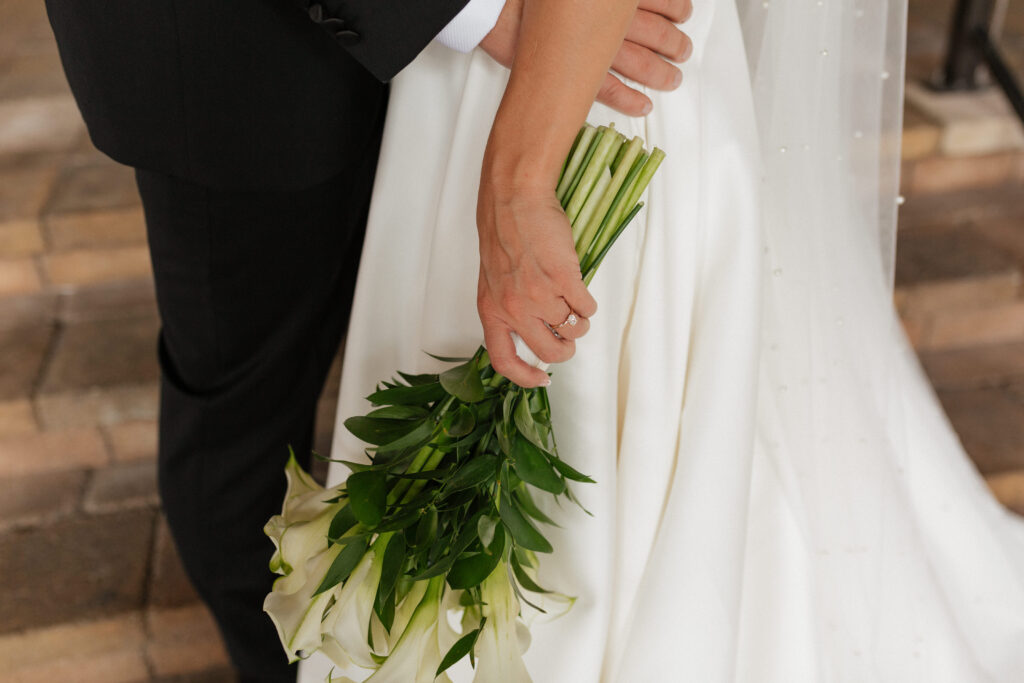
[134,137,380,681]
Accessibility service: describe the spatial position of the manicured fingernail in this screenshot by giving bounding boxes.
[641,101,652,115]
[673,70,683,87]
[543,378,552,387]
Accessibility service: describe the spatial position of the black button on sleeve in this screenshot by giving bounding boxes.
[334,29,361,46]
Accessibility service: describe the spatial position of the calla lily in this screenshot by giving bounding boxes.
[267,454,344,575]
[264,540,343,662]
[367,577,452,683]
[320,533,392,668]
[263,457,359,663]
[385,578,429,653]
[472,562,533,683]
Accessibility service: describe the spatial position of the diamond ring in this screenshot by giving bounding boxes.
[555,313,579,329]
[546,312,579,338]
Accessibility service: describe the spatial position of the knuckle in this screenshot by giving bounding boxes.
[525,282,547,304]
[657,19,676,47]
[492,357,514,378]
[499,291,520,315]
[669,0,688,22]
[636,56,658,85]
[555,341,576,363]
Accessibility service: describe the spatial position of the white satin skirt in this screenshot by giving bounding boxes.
[300,0,1024,680]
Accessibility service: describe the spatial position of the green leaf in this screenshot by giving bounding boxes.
[346,470,387,527]
[367,405,430,420]
[410,509,484,581]
[391,468,449,481]
[327,504,357,544]
[314,537,368,596]
[502,389,516,425]
[425,352,473,363]
[376,533,406,612]
[496,421,515,457]
[477,514,497,549]
[375,590,396,633]
[375,510,421,532]
[499,491,553,553]
[447,547,503,590]
[367,383,446,406]
[397,371,439,386]
[375,420,435,456]
[550,456,596,484]
[511,552,550,594]
[485,523,505,556]
[344,416,421,446]
[514,393,547,451]
[335,459,376,473]
[441,454,498,495]
[439,360,485,403]
[510,435,565,494]
[514,545,536,569]
[442,403,476,438]
[513,486,557,526]
[414,507,438,547]
[436,627,482,677]
[448,422,490,451]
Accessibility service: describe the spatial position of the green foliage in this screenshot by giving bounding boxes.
[315,536,368,596]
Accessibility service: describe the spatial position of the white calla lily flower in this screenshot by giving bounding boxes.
[320,533,392,668]
[472,562,533,683]
[264,540,343,662]
[367,577,452,683]
[384,578,429,654]
[267,454,346,575]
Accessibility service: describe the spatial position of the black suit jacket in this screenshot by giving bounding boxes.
[45,0,470,191]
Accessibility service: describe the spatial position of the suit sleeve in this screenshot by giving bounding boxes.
[304,0,473,81]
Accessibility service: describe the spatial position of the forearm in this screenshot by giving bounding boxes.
[485,0,640,194]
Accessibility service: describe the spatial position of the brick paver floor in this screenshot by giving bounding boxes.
[0,0,1022,680]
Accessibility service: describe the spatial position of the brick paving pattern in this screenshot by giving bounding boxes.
[0,0,1022,680]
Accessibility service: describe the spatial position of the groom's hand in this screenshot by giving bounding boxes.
[479,0,694,116]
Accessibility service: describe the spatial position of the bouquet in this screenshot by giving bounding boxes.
[264,122,664,682]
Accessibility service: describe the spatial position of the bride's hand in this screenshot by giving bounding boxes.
[479,0,694,117]
[477,182,597,388]
[477,0,645,387]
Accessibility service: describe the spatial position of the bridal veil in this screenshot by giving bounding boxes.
[736,0,1024,679]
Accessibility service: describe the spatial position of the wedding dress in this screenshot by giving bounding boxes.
[300,0,1024,680]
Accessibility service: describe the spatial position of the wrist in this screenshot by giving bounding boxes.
[482,111,573,200]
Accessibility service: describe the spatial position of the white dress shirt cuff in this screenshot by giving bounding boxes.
[435,0,507,53]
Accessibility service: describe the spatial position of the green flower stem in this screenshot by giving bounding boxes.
[555,125,597,202]
[560,127,603,208]
[387,445,434,505]
[609,132,631,173]
[571,165,612,245]
[582,202,644,286]
[624,148,665,207]
[599,151,648,250]
[565,126,618,224]
[401,449,447,504]
[607,133,627,171]
[574,135,644,260]
[606,148,666,239]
